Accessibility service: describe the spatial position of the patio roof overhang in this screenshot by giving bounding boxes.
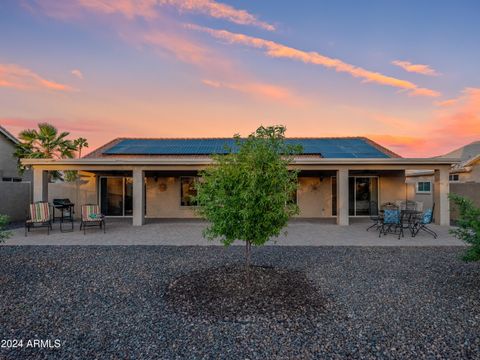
[21,157,459,172]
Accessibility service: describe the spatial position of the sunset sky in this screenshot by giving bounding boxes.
[1,0,479,157]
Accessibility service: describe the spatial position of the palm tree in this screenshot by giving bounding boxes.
[14,123,77,179]
[73,137,89,158]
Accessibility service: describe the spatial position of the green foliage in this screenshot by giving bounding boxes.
[73,137,89,158]
[449,194,480,262]
[194,125,301,251]
[64,170,79,182]
[14,123,86,181]
[0,215,12,243]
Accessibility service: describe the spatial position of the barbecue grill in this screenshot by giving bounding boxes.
[52,198,75,232]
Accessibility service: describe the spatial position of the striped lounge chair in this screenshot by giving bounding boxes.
[80,204,105,234]
[25,202,52,236]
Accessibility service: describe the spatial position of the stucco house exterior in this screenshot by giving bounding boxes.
[0,125,25,182]
[21,137,455,226]
[407,141,480,221]
[0,125,32,221]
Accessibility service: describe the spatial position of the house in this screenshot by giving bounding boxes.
[0,125,25,182]
[21,137,455,226]
[407,141,480,221]
[0,125,32,221]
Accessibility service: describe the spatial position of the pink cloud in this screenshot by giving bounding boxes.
[368,87,480,157]
[189,25,441,98]
[30,0,273,29]
[392,60,439,76]
[202,79,303,105]
[71,69,84,79]
[159,0,274,30]
[0,63,73,92]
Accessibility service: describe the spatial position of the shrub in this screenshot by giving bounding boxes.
[0,214,12,243]
[449,194,480,262]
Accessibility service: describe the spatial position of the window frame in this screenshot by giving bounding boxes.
[416,181,432,194]
[449,174,459,182]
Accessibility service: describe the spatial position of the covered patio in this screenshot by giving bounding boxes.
[24,157,455,227]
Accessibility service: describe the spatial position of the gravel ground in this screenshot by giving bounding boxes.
[0,246,479,359]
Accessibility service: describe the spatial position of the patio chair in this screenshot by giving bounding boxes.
[25,202,52,236]
[379,209,403,239]
[405,200,417,211]
[80,204,105,235]
[412,204,437,239]
[366,201,381,231]
[381,202,398,211]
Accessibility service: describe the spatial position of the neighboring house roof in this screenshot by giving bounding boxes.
[406,140,479,177]
[85,137,400,159]
[440,141,480,162]
[0,125,19,145]
[440,141,480,173]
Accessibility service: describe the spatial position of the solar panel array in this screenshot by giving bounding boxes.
[103,138,391,158]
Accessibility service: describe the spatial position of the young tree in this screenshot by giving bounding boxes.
[450,194,480,262]
[194,125,301,271]
[14,122,78,180]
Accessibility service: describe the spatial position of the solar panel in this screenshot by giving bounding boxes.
[103,138,391,158]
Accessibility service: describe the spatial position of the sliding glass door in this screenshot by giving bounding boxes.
[353,177,378,216]
[332,176,379,216]
[100,177,133,216]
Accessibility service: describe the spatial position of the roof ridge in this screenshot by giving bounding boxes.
[0,125,19,144]
[106,136,369,140]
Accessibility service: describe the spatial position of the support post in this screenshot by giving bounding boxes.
[33,168,48,202]
[337,168,349,225]
[133,168,145,226]
[434,167,450,225]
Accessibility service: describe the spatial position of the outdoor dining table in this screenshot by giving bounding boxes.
[378,208,422,237]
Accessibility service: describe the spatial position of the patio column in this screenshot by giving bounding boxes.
[337,168,349,225]
[33,168,48,202]
[133,168,145,226]
[434,167,450,225]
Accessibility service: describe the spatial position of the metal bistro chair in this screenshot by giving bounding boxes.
[405,200,417,211]
[379,209,403,239]
[366,201,381,231]
[25,202,52,236]
[80,204,106,235]
[412,204,437,239]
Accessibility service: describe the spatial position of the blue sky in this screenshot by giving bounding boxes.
[1,0,479,156]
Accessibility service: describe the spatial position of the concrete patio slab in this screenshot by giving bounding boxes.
[4,218,464,246]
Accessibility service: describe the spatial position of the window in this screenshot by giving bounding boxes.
[180,177,198,206]
[416,181,431,194]
[449,174,459,182]
[2,177,22,182]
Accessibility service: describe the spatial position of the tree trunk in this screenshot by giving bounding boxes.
[245,240,252,287]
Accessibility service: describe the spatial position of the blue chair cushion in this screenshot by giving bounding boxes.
[422,209,433,224]
[384,209,400,224]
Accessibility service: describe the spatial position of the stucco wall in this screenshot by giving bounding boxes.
[146,177,197,218]
[0,135,19,179]
[48,174,98,219]
[377,172,406,205]
[450,182,480,221]
[406,175,436,211]
[145,174,408,219]
[456,162,480,183]
[296,177,333,217]
[0,182,31,222]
